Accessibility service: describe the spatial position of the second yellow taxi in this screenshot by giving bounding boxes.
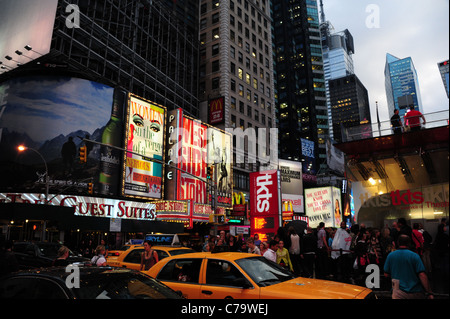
[106,245,195,271]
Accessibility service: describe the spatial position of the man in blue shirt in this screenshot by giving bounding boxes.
[384,235,433,299]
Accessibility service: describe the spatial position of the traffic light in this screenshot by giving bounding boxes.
[88,182,93,194]
[206,165,214,179]
[79,145,87,163]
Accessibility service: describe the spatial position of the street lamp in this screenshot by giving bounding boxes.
[17,145,49,205]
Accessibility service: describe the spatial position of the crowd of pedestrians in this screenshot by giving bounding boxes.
[200,217,448,298]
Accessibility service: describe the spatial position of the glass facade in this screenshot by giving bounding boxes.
[274,0,328,179]
[385,53,423,118]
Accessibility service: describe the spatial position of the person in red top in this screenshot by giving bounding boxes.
[404,105,426,132]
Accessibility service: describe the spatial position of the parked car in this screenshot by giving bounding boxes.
[0,266,183,299]
[12,242,89,269]
[106,245,195,270]
[145,252,375,299]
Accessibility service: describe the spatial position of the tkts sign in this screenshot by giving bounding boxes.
[250,170,281,239]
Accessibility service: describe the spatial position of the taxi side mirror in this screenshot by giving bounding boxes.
[233,278,252,289]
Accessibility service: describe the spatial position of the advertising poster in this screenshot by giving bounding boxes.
[165,110,232,206]
[0,76,118,198]
[301,138,317,183]
[123,94,165,199]
[279,159,304,214]
[249,170,281,240]
[207,125,232,204]
[178,116,208,203]
[304,187,342,228]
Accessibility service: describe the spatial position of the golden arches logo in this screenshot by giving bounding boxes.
[282,200,293,212]
[209,97,224,112]
[232,192,246,205]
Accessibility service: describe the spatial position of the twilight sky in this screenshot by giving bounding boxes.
[322,0,449,123]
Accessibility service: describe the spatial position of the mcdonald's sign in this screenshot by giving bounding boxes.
[232,192,246,205]
[209,97,225,124]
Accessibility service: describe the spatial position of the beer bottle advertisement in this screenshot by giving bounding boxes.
[98,88,126,195]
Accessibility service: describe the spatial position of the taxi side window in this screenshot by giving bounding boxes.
[206,259,247,287]
[157,259,202,284]
[154,250,169,261]
[123,249,144,264]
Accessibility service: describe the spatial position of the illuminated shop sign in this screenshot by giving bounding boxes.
[0,193,156,221]
[249,170,281,238]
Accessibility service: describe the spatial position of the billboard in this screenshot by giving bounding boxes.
[165,108,232,206]
[301,138,317,183]
[249,170,281,240]
[122,94,165,199]
[279,159,304,214]
[0,76,122,198]
[304,187,342,228]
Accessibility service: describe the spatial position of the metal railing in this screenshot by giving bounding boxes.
[341,109,449,142]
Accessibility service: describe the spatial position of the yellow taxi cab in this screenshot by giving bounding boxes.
[106,245,196,271]
[145,252,374,299]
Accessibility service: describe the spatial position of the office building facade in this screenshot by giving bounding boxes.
[438,60,449,98]
[385,53,423,118]
[273,0,328,183]
[198,0,278,193]
[328,74,372,143]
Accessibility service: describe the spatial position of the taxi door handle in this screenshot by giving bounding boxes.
[202,290,213,295]
[122,265,127,268]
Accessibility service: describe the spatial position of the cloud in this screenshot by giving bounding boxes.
[323,0,449,122]
[1,76,114,142]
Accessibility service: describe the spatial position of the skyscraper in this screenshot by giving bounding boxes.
[438,60,449,98]
[198,0,277,192]
[320,3,354,141]
[319,1,371,143]
[274,0,328,183]
[385,53,423,118]
[328,74,372,142]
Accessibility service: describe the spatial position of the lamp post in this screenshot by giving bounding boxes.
[17,145,49,205]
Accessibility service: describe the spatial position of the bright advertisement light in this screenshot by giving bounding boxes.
[123,94,166,200]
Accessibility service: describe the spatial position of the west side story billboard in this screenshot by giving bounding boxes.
[165,108,232,206]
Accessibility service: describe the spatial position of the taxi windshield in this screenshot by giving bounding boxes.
[235,256,296,287]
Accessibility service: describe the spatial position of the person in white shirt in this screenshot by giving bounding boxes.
[247,238,261,255]
[288,226,301,275]
[91,245,107,266]
[263,241,278,263]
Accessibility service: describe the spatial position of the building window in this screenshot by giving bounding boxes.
[212,13,220,24]
[212,60,220,73]
[238,68,243,80]
[212,77,220,89]
[212,28,220,39]
[212,44,220,56]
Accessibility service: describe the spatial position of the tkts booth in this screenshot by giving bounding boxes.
[249,170,282,241]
